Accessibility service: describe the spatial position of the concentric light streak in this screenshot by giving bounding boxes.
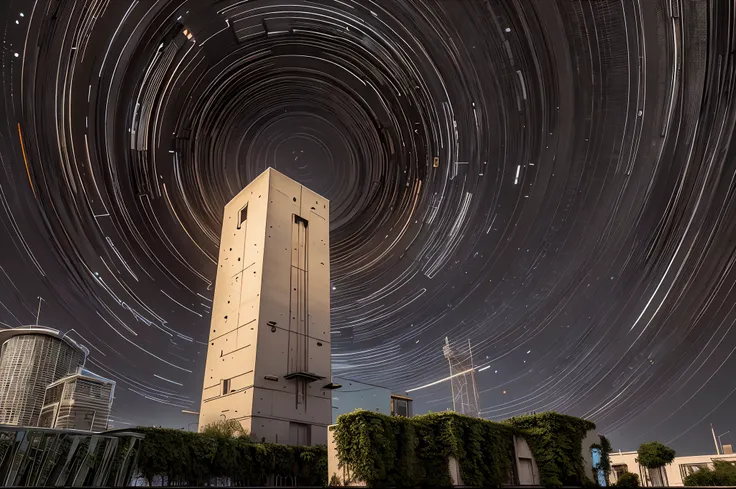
[1,0,736,452]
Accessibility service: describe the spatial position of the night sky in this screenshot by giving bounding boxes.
[1,0,735,456]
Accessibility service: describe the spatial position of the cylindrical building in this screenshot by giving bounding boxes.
[0,326,88,426]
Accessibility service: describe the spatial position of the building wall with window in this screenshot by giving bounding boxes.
[331,377,391,423]
[330,377,412,423]
[39,371,115,432]
[609,450,736,486]
[0,327,87,427]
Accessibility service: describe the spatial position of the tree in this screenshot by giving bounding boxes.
[683,460,736,487]
[613,472,640,488]
[636,442,675,486]
[201,418,249,439]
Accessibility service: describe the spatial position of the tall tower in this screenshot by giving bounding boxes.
[442,337,480,418]
[199,168,332,446]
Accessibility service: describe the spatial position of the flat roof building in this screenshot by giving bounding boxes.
[0,326,88,427]
[610,450,736,486]
[199,168,332,445]
[331,377,413,423]
[39,368,115,432]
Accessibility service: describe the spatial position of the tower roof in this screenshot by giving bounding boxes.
[0,326,89,359]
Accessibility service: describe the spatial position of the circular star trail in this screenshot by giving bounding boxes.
[1,0,736,453]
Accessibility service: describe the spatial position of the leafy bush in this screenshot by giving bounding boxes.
[200,418,248,439]
[332,410,596,488]
[134,426,326,486]
[636,441,676,468]
[613,471,640,487]
[636,442,675,486]
[683,460,736,487]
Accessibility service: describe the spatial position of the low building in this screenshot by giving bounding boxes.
[610,450,736,486]
[0,326,88,427]
[327,411,603,487]
[331,377,413,423]
[38,369,115,432]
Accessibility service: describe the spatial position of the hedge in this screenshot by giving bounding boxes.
[332,410,598,487]
[133,427,326,486]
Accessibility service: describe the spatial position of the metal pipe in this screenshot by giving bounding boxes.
[712,424,721,455]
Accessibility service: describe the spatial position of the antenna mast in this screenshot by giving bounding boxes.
[35,297,43,325]
[443,337,481,417]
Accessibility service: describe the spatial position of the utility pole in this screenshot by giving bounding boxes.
[711,424,721,455]
[35,297,43,325]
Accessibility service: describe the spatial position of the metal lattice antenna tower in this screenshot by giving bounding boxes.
[442,337,481,417]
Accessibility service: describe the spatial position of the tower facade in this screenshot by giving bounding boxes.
[0,327,88,427]
[199,168,332,445]
[443,337,480,418]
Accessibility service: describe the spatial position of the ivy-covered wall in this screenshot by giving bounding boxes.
[331,411,515,487]
[591,435,612,485]
[134,427,326,486]
[332,410,599,488]
[506,412,596,487]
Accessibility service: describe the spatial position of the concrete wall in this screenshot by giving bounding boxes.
[331,377,391,424]
[199,168,332,445]
[609,451,736,487]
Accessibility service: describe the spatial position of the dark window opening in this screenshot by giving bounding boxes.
[294,215,309,227]
[222,378,231,395]
[237,205,248,229]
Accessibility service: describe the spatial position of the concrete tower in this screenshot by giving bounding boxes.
[199,168,332,446]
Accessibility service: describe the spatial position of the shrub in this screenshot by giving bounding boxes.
[636,442,675,486]
[200,418,249,439]
[613,471,640,487]
[683,460,736,487]
[134,426,326,486]
[636,441,676,468]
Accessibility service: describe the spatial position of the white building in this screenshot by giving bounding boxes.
[198,168,332,445]
[38,368,115,432]
[609,449,736,486]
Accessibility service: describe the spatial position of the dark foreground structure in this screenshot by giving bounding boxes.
[0,425,142,486]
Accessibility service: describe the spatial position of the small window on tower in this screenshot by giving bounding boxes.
[237,205,248,229]
[222,378,231,395]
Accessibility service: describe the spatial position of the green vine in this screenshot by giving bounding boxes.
[590,435,612,485]
[134,427,326,486]
[334,410,567,487]
[505,412,596,487]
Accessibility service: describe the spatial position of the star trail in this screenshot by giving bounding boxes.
[1,0,736,454]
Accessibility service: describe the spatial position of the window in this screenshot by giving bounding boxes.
[222,378,231,395]
[679,463,709,480]
[237,205,248,229]
[612,464,629,481]
[392,398,409,417]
